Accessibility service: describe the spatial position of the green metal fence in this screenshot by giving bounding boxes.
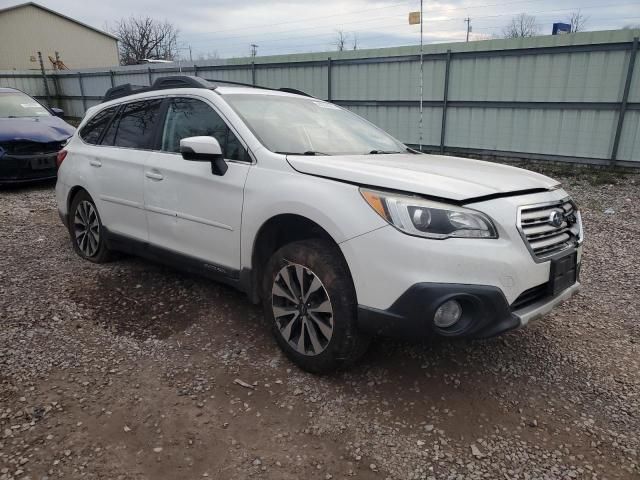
[2,29,639,167]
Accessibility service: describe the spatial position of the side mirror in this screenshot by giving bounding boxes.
[180,136,228,176]
[51,107,65,117]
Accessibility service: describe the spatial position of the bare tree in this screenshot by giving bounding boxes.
[335,30,348,51]
[569,10,588,33]
[196,51,220,61]
[112,17,179,65]
[503,13,539,38]
[352,33,359,50]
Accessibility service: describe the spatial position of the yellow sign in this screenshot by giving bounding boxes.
[408,11,421,25]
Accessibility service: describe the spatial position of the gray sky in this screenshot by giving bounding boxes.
[3,0,639,58]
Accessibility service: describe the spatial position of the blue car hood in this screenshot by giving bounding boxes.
[0,116,75,143]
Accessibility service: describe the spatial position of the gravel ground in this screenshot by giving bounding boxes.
[0,168,638,480]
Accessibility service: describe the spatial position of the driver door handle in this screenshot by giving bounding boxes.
[145,171,164,181]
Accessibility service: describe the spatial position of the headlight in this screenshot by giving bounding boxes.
[360,188,498,239]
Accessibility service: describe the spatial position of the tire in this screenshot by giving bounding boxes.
[68,190,112,263]
[262,239,370,373]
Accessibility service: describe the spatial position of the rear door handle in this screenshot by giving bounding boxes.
[145,171,164,181]
[89,160,102,167]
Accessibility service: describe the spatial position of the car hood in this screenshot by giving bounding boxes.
[0,116,75,144]
[286,153,560,202]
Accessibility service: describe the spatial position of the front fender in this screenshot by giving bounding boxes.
[240,166,386,270]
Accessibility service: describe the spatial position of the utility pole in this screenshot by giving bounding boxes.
[189,45,193,62]
[37,51,51,106]
[250,44,259,57]
[465,17,472,42]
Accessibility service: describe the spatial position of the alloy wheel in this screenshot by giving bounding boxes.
[73,200,100,257]
[271,263,334,356]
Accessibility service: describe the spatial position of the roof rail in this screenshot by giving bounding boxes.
[102,84,147,102]
[278,87,313,97]
[204,78,269,89]
[205,78,313,97]
[102,76,215,102]
[152,75,213,90]
[102,75,314,103]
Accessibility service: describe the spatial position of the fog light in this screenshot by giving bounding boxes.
[434,300,462,328]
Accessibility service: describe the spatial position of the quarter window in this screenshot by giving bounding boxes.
[161,97,247,161]
[102,99,163,149]
[79,106,118,145]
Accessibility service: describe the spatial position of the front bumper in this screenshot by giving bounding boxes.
[340,188,582,339]
[357,280,581,339]
[0,153,57,185]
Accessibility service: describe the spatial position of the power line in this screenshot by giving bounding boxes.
[187,0,637,48]
[187,0,558,40]
[192,2,638,57]
[186,1,412,37]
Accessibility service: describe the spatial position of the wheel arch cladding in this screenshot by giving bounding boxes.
[246,214,354,305]
[67,186,90,217]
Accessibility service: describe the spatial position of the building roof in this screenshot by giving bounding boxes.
[0,2,118,41]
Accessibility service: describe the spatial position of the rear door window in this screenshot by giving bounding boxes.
[101,99,163,149]
[161,97,248,161]
[79,106,118,145]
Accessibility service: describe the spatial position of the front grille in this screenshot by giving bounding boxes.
[518,198,581,259]
[0,141,64,156]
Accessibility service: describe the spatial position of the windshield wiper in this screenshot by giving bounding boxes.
[276,150,329,156]
[368,150,403,154]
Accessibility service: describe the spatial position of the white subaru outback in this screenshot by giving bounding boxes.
[55,76,583,373]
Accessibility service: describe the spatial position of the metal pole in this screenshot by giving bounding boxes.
[611,37,638,166]
[193,64,198,77]
[78,72,87,113]
[37,51,51,106]
[440,50,452,154]
[251,61,256,86]
[419,0,424,152]
[52,52,61,106]
[109,70,115,88]
[465,18,471,42]
[327,57,332,102]
[147,67,153,85]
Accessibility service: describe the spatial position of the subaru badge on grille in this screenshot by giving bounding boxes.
[549,209,564,228]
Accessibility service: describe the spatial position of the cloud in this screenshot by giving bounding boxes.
[1,0,637,58]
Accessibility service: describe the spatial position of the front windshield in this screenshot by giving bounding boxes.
[0,92,51,118]
[223,93,406,155]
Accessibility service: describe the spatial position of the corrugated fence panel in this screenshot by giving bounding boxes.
[83,75,116,97]
[617,111,640,162]
[445,107,617,159]
[0,73,48,96]
[345,105,442,147]
[257,64,327,99]
[197,67,252,84]
[332,59,445,101]
[56,75,82,96]
[449,50,627,102]
[112,71,150,87]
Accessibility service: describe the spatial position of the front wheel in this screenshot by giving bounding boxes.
[262,239,370,373]
[68,190,112,263]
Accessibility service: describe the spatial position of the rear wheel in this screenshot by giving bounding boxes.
[262,239,369,373]
[68,190,112,263]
